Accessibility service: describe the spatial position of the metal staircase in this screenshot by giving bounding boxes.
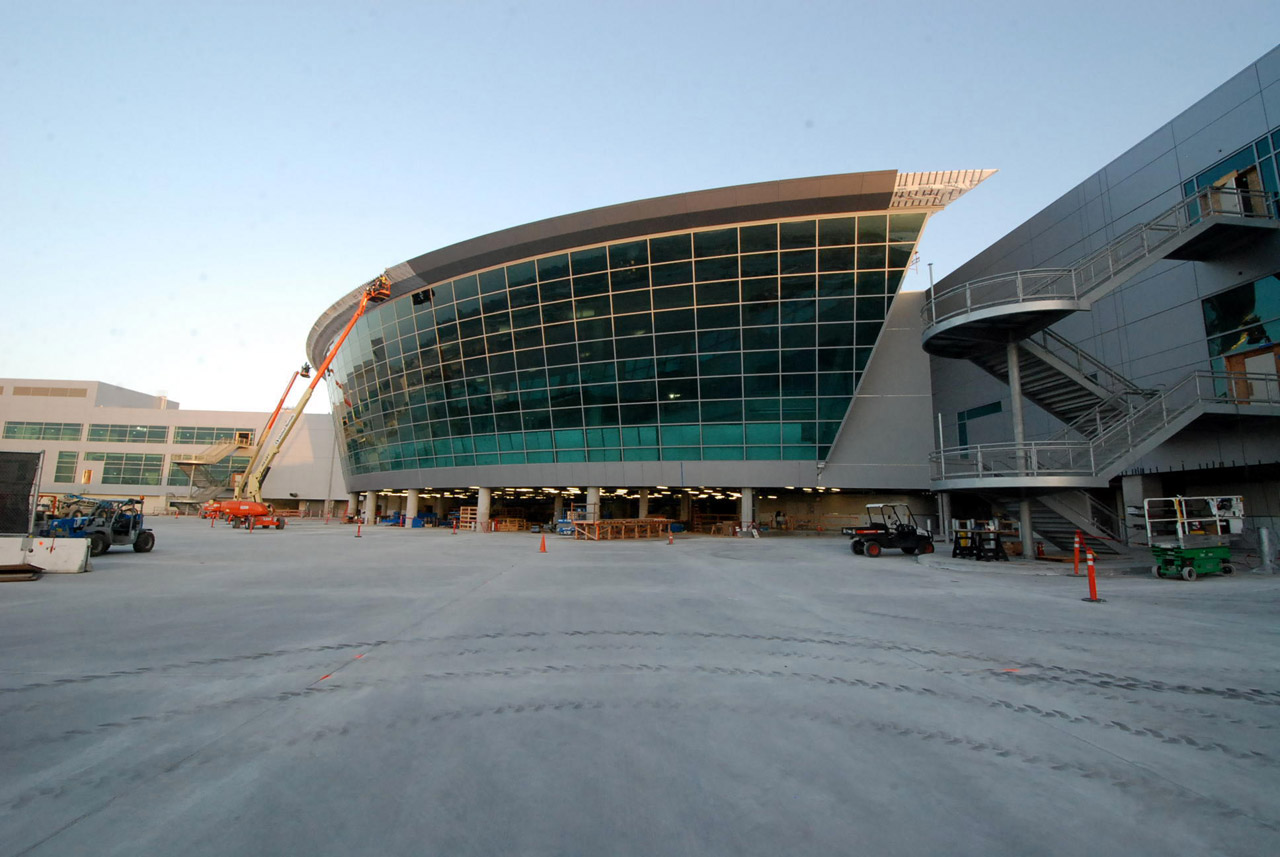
[922,187,1280,357]
[170,439,252,467]
[932,370,1280,489]
[970,329,1156,437]
[168,439,254,506]
[922,186,1280,491]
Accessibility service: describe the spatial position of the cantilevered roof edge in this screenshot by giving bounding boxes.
[308,169,994,364]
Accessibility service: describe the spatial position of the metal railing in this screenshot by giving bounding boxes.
[923,187,1278,331]
[169,439,251,466]
[1029,329,1154,399]
[932,370,1280,482]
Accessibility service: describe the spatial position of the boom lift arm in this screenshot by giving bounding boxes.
[235,274,392,503]
[236,362,312,492]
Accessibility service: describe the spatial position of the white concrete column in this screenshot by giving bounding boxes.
[938,492,951,540]
[405,490,419,522]
[679,493,691,523]
[476,487,491,533]
[361,491,374,524]
[348,493,360,520]
[1019,498,1034,559]
[553,494,565,522]
[638,489,649,519]
[586,487,601,521]
[739,488,754,534]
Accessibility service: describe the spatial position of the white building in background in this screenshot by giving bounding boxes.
[0,379,349,516]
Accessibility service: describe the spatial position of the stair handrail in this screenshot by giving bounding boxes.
[1079,492,1123,543]
[170,439,245,466]
[932,370,1280,483]
[923,187,1278,331]
[1030,329,1156,398]
[1041,392,1144,442]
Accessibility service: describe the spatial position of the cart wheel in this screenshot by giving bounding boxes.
[849,540,859,555]
[865,541,882,558]
[1221,563,1235,575]
[902,545,916,555]
[1151,565,1161,578]
[1181,566,1198,581]
[921,541,935,554]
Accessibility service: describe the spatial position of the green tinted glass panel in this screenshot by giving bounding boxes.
[693,228,737,258]
[888,213,926,242]
[650,233,691,262]
[740,224,777,252]
[780,220,815,249]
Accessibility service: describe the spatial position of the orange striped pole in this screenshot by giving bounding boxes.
[1073,530,1081,575]
[1082,548,1105,603]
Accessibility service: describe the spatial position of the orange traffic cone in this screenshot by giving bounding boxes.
[539,534,547,553]
[667,531,674,545]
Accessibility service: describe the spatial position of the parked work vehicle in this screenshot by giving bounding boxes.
[42,498,155,556]
[221,499,286,530]
[1146,495,1242,580]
[844,503,935,557]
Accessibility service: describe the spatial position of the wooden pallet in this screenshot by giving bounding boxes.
[458,506,477,531]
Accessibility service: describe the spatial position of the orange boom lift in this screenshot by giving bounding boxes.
[221,274,392,529]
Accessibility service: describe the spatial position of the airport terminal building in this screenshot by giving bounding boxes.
[6,48,1277,545]
[307,170,994,528]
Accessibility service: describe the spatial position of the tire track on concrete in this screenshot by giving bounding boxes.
[851,609,1173,642]
[21,658,1277,762]
[0,642,384,696]
[8,694,1276,833]
[1001,668,1280,705]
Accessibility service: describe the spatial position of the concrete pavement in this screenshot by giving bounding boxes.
[3,518,1279,856]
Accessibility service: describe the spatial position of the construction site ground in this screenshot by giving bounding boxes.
[3,518,1279,857]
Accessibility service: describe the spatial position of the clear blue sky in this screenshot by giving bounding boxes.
[3,1,1278,413]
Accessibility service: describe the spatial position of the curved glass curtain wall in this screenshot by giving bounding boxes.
[328,213,926,475]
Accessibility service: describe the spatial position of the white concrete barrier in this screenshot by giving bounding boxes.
[0,535,91,573]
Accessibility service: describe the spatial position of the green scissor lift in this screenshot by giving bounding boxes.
[1145,495,1243,581]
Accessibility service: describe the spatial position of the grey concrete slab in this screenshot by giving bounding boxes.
[2,519,1279,856]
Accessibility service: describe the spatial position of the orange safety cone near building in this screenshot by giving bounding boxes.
[539,534,547,553]
[668,530,674,545]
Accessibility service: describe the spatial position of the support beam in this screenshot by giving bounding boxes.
[1007,340,1034,558]
[361,491,373,524]
[586,487,601,521]
[348,492,360,521]
[1007,339,1026,451]
[739,488,754,534]
[638,488,649,519]
[476,487,491,533]
[1019,497,1034,560]
[405,489,419,523]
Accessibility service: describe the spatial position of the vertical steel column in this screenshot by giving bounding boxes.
[405,489,419,524]
[1008,339,1035,559]
[638,488,649,519]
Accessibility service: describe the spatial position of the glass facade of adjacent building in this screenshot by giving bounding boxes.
[327,213,926,476]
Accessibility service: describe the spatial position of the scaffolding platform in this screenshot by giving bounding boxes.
[571,518,671,540]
